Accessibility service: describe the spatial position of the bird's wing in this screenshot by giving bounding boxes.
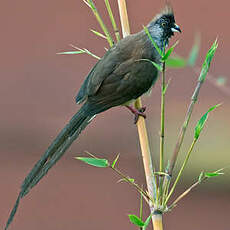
[86,58,158,114]
[75,44,123,104]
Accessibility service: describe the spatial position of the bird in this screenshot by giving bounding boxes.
[5,4,181,230]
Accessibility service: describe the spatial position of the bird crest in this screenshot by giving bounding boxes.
[153,3,174,21]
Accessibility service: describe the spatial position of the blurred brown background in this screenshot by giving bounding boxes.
[0,0,229,229]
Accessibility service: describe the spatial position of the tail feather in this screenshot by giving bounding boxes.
[5,103,95,230]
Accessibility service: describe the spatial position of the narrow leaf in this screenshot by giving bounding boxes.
[166,57,187,68]
[128,214,145,227]
[187,35,200,66]
[199,39,218,82]
[139,188,143,220]
[194,104,221,139]
[151,61,163,72]
[56,51,85,55]
[118,177,135,183]
[205,172,224,178]
[143,214,152,230]
[76,157,109,168]
[143,26,163,57]
[111,154,120,168]
[139,59,162,72]
[91,29,107,39]
[162,41,179,61]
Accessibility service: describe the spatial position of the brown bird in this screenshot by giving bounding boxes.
[5,4,181,230]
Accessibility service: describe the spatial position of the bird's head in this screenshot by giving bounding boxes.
[147,4,181,48]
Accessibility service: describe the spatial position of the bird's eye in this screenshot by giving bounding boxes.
[161,22,166,27]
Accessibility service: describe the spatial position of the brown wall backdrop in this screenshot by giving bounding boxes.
[0,0,229,229]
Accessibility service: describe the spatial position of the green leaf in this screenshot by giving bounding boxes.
[199,39,218,82]
[166,57,187,68]
[118,177,135,183]
[187,35,200,66]
[111,154,120,168]
[151,61,163,72]
[143,26,163,57]
[139,59,162,72]
[76,157,109,168]
[143,214,152,230]
[90,29,107,39]
[194,104,221,139]
[162,41,179,61]
[56,51,85,55]
[128,214,145,227]
[205,172,224,178]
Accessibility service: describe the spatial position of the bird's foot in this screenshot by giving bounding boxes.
[125,105,146,124]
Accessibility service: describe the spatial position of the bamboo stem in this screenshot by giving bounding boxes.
[117,0,157,228]
[152,213,163,230]
[117,0,130,36]
[160,62,166,172]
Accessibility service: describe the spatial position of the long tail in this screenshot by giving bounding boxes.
[5,102,95,230]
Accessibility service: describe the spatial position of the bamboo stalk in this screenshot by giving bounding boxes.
[117,1,159,229]
[160,62,166,172]
[152,213,163,230]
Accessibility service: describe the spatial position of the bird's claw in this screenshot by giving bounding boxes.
[125,105,147,124]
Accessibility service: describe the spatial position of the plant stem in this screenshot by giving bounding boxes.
[165,138,197,205]
[86,0,114,47]
[117,0,157,228]
[104,0,121,42]
[117,0,130,36]
[110,166,151,203]
[160,62,166,172]
[152,213,163,230]
[168,79,203,176]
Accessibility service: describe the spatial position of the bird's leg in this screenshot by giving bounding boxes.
[125,105,146,124]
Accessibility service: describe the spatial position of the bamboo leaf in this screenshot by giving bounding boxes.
[139,59,162,72]
[199,39,218,82]
[194,104,221,139]
[205,172,224,178]
[90,29,107,39]
[76,157,109,167]
[118,177,135,183]
[128,214,145,227]
[57,51,85,55]
[162,41,179,61]
[143,214,152,230]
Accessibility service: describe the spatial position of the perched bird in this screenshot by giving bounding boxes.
[5,4,181,229]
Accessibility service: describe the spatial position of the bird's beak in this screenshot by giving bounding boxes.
[171,24,181,33]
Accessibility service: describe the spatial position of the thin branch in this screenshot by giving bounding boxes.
[104,0,121,42]
[168,79,203,176]
[85,0,114,47]
[165,139,197,205]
